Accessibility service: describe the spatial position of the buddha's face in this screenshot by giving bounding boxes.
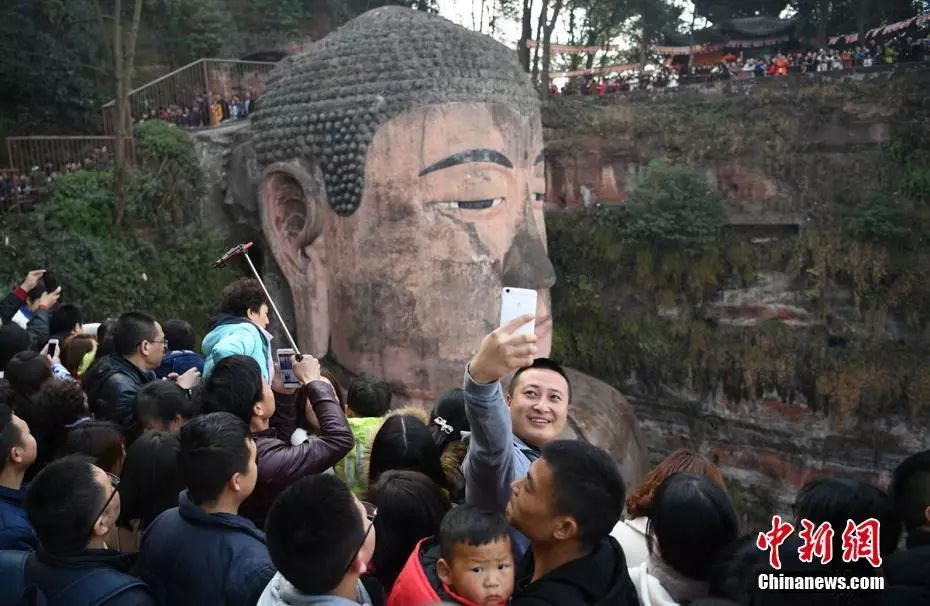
[262,102,554,403]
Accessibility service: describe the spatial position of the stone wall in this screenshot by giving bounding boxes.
[544,63,926,215]
[544,63,930,529]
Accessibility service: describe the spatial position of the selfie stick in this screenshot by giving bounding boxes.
[213,242,303,359]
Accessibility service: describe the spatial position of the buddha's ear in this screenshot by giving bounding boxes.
[259,161,329,357]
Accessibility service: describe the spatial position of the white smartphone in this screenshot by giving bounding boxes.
[499,287,537,337]
[46,338,59,359]
[277,348,300,389]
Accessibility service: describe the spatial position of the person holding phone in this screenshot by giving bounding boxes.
[462,313,572,548]
[194,353,354,527]
[0,269,61,352]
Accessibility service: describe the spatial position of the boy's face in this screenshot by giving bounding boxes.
[438,538,515,606]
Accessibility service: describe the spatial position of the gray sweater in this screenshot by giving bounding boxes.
[257,573,372,606]
[462,368,541,514]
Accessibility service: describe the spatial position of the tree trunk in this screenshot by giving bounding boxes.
[113,0,126,228]
[518,0,533,71]
[540,0,563,94]
[816,0,828,47]
[857,0,871,43]
[568,8,581,71]
[687,8,697,72]
[532,0,549,84]
[584,30,597,70]
[112,0,144,229]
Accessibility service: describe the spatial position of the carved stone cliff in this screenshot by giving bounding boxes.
[543,63,930,528]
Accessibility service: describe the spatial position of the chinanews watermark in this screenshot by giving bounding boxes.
[754,515,885,592]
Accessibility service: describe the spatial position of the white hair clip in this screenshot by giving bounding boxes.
[434,416,454,435]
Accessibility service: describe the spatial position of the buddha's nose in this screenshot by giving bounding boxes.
[501,201,557,291]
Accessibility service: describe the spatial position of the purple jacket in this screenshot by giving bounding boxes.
[240,380,354,526]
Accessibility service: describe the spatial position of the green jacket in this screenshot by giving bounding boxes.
[333,417,382,498]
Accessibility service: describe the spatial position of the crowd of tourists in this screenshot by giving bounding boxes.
[557,26,930,96]
[732,35,929,78]
[0,151,111,209]
[0,268,927,605]
[137,91,256,129]
[556,67,680,95]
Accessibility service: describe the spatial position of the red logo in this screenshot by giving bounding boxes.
[798,520,834,565]
[756,515,794,569]
[757,516,882,569]
[841,518,882,567]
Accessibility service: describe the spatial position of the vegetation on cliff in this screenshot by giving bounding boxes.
[547,77,930,429]
[0,122,237,333]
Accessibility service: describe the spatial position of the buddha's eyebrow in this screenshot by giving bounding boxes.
[419,149,513,176]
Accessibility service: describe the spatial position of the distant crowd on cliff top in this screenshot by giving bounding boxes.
[0,269,928,606]
[136,89,257,129]
[554,27,930,95]
[0,149,113,211]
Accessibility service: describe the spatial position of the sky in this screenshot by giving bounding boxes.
[434,1,801,53]
[435,0,702,50]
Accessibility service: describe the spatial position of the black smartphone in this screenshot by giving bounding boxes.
[43,269,58,292]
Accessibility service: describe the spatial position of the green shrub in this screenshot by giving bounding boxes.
[40,170,116,233]
[620,159,726,249]
[847,191,913,245]
[133,121,203,224]
[134,120,197,164]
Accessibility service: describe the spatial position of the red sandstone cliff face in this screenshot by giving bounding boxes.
[548,149,783,211]
[543,65,930,530]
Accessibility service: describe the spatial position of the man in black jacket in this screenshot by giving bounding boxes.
[506,440,638,605]
[884,450,930,605]
[0,455,155,605]
[83,312,198,441]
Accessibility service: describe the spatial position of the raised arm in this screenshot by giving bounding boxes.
[0,270,44,323]
[258,356,354,484]
[463,314,538,512]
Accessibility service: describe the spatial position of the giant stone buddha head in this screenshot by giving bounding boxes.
[253,7,554,404]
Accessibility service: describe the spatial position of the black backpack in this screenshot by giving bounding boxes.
[0,550,146,606]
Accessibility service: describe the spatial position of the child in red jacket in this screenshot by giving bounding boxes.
[388,506,514,606]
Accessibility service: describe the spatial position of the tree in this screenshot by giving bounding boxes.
[788,0,921,45]
[94,0,144,228]
[566,0,636,69]
[519,0,534,70]
[540,0,566,92]
[145,0,231,68]
[692,0,789,25]
[628,0,681,69]
[0,0,108,138]
[621,159,726,250]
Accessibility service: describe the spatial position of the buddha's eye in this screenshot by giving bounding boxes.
[435,198,504,210]
[533,192,545,203]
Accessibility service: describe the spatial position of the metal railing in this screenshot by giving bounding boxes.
[101,58,277,134]
[5,136,135,175]
[0,168,39,213]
